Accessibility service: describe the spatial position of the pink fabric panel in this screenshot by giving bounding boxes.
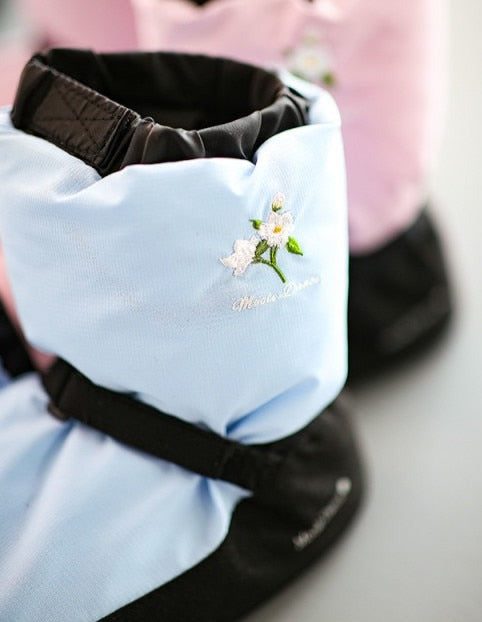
[0,40,31,106]
[17,0,138,51]
[132,0,446,253]
[1,0,138,104]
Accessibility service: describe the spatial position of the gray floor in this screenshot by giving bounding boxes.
[247,2,482,620]
[1,1,481,620]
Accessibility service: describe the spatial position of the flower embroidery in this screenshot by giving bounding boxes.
[220,236,258,276]
[284,30,336,88]
[221,194,303,283]
[259,211,293,248]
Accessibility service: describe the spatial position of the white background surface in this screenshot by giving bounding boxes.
[247,1,482,620]
[1,1,481,620]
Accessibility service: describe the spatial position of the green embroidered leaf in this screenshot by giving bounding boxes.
[255,240,269,257]
[250,219,262,230]
[290,69,305,81]
[286,237,303,255]
[322,72,336,87]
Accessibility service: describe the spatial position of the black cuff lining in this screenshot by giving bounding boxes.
[11,49,309,176]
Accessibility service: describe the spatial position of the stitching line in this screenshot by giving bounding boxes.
[54,80,108,151]
[33,77,126,159]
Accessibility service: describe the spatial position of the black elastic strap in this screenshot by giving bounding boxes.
[42,359,282,492]
[0,300,34,377]
[11,49,309,176]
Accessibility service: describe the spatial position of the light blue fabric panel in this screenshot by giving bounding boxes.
[0,103,347,442]
[0,374,244,621]
[0,80,348,622]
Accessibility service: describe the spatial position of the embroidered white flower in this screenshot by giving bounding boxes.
[284,30,335,86]
[221,236,258,276]
[221,194,304,283]
[271,192,286,212]
[259,211,294,248]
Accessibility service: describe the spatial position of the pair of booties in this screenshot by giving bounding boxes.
[0,34,450,622]
[1,0,453,379]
